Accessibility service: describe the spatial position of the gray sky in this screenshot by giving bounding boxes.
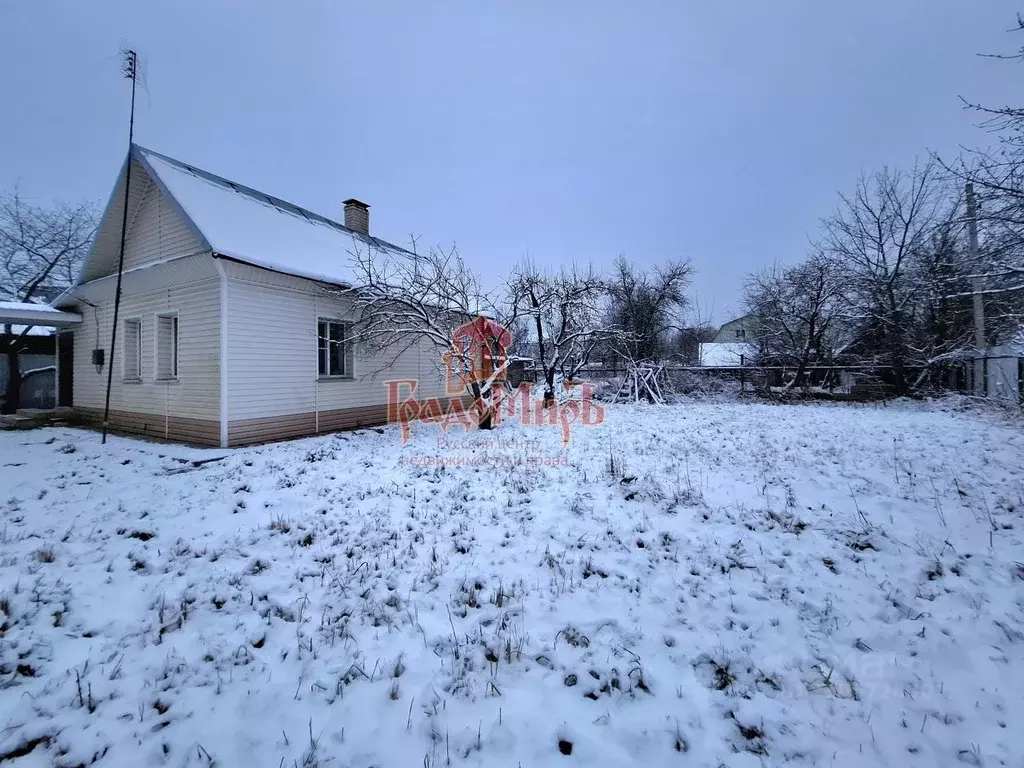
[2,1,1021,322]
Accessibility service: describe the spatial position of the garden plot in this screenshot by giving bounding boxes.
[0,400,1022,767]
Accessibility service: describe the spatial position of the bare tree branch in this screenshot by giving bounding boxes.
[505,260,624,403]
[0,190,96,413]
[341,238,504,428]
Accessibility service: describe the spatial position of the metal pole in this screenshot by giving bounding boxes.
[966,183,986,397]
[102,49,137,444]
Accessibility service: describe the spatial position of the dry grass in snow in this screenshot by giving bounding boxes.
[0,400,1022,767]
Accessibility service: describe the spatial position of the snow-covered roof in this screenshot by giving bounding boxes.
[0,301,81,328]
[9,326,56,337]
[699,342,757,367]
[134,146,412,288]
[0,301,65,313]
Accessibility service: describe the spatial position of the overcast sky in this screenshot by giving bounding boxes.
[2,1,1022,321]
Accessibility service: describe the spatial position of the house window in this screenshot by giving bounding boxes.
[735,329,746,339]
[156,313,179,380]
[123,318,142,381]
[317,319,351,377]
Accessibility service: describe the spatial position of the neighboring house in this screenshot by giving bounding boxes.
[53,144,457,447]
[712,314,758,343]
[698,342,757,368]
[699,314,758,367]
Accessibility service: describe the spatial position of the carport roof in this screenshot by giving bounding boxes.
[0,301,82,328]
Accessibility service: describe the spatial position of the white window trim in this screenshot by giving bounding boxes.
[155,311,180,382]
[316,317,354,380]
[122,316,143,383]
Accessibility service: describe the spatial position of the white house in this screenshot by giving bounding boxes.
[52,145,456,447]
[711,314,758,343]
[700,314,758,367]
[698,342,757,367]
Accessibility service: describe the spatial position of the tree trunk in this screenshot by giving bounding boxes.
[891,355,908,396]
[2,345,20,415]
[888,327,908,396]
[469,382,494,430]
[797,321,817,392]
[478,408,494,430]
[543,371,556,408]
[794,357,809,393]
[885,294,909,396]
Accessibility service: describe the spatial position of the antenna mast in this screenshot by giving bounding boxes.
[101,48,138,444]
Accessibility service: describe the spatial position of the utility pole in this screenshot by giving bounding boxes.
[966,182,986,397]
[102,48,138,444]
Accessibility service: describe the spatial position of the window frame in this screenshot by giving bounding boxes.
[316,318,353,379]
[155,311,180,382]
[122,316,143,383]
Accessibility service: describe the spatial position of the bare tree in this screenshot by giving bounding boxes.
[605,257,693,363]
[957,15,1024,231]
[672,326,716,366]
[940,15,1024,314]
[506,260,621,405]
[344,240,506,429]
[744,253,845,389]
[0,191,96,413]
[904,210,979,385]
[822,160,954,394]
[666,296,716,366]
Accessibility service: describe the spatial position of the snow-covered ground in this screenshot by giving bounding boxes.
[1,401,1022,767]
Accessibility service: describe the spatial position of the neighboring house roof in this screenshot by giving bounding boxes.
[76,145,413,291]
[716,313,756,329]
[699,342,757,367]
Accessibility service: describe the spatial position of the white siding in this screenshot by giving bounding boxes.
[81,159,205,281]
[225,275,316,421]
[223,262,447,424]
[71,278,221,423]
[121,175,205,271]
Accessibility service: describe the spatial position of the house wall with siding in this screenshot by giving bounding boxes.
[81,158,206,281]
[70,278,221,444]
[69,157,465,447]
[712,315,758,343]
[68,171,221,444]
[120,173,206,272]
[222,261,451,446]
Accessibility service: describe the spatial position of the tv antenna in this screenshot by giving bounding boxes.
[102,47,139,444]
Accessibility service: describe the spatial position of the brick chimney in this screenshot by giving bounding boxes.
[343,198,370,236]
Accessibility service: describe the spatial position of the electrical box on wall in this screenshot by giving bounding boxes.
[91,349,105,367]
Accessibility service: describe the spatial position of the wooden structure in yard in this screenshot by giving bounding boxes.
[613,362,665,404]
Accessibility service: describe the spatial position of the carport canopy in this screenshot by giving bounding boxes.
[0,301,82,329]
